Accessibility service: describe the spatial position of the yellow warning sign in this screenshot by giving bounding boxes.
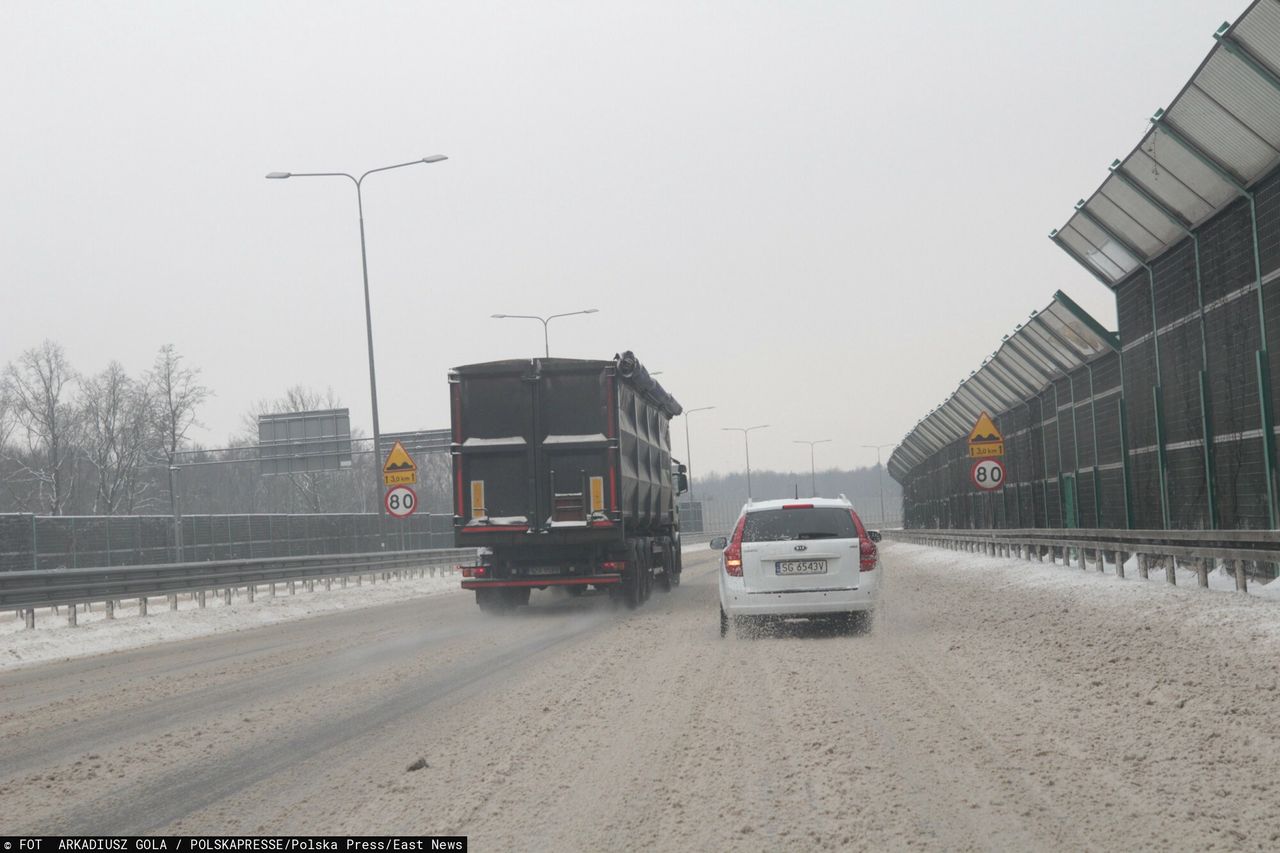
[967,412,1005,458]
[383,441,418,486]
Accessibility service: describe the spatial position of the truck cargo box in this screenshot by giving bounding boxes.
[450,354,682,549]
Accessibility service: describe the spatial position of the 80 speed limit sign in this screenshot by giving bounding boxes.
[970,458,1006,491]
[385,485,418,518]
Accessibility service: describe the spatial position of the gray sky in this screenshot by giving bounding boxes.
[2,0,1247,477]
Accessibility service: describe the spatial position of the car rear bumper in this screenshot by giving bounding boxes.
[720,571,878,616]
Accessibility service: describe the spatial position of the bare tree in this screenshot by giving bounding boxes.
[82,361,154,514]
[147,344,211,459]
[146,344,211,519]
[2,340,82,514]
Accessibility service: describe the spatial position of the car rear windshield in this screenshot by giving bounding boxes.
[741,507,858,542]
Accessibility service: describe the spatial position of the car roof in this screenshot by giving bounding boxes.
[741,497,854,513]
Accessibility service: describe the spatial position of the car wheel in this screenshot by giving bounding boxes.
[719,605,728,638]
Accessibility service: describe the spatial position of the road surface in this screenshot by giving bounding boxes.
[2,543,1279,850]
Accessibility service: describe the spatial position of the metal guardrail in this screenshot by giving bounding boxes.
[885,527,1280,593]
[2,547,477,627]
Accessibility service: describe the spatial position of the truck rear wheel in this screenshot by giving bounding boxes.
[658,539,675,592]
[622,542,644,608]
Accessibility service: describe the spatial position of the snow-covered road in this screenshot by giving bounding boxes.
[3,541,1280,848]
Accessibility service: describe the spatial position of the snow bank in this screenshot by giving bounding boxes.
[0,572,466,672]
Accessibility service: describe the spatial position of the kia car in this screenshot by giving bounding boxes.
[711,496,881,636]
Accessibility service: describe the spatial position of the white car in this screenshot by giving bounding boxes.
[712,496,881,636]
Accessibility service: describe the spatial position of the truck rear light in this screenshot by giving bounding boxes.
[724,515,746,577]
[600,560,626,573]
[461,566,486,578]
[859,540,878,571]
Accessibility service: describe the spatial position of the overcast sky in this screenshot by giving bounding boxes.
[2,0,1248,477]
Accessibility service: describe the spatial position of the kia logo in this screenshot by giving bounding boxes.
[794,544,807,551]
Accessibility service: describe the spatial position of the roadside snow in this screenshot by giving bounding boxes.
[0,572,467,672]
[891,541,1280,643]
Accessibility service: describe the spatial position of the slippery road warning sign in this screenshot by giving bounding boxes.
[383,440,418,486]
[967,412,1005,458]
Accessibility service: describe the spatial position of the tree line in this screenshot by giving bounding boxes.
[0,341,454,517]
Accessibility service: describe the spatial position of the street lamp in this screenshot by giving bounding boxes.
[267,155,449,514]
[793,439,832,497]
[862,443,896,524]
[682,406,715,499]
[491,309,598,357]
[722,425,769,500]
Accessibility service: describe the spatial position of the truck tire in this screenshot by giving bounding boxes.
[506,587,531,607]
[657,539,674,592]
[623,542,644,609]
[475,588,503,613]
[640,540,653,603]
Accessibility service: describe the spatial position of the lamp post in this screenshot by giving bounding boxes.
[793,439,832,497]
[862,443,895,524]
[267,155,449,515]
[491,309,599,357]
[723,425,769,500]
[682,406,715,498]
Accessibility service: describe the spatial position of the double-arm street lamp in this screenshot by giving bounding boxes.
[793,439,832,497]
[491,309,598,357]
[267,155,449,513]
[862,443,896,524]
[723,425,770,500]
[682,406,715,499]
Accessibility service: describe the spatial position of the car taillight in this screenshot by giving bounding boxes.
[859,539,877,571]
[724,515,746,577]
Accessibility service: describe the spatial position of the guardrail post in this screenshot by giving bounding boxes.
[1078,543,1087,570]
[198,591,206,608]
[325,577,332,591]
[270,583,276,597]
[138,597,148,617]
[169,594,178,610]
[1115,551,1124,579]
[1094,547,1103,573]
[24,608,35,629]
[1232,560,1247,593]
[105,599,114,620]
[224,588,232,605]
[1197,561,1209,588]
[1165,557,1176,585]
[1138,554,1148,580]
[342,576,348,588]
[289,581,296,595]
[246,584,255,603]
[356,574,362,586]
[67,604,77,627]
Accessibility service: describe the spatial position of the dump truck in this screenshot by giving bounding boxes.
[450,352,688,612]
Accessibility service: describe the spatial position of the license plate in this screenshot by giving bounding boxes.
[775,559,828,575]
[526,566,562,576]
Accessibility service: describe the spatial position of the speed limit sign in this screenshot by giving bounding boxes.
[970,458,1006,491]
[385,485,418,519]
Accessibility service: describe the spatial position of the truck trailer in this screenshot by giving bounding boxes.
[450,352,688,612]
